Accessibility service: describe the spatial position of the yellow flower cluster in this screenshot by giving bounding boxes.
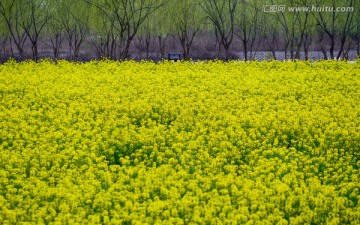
[0,59,359,224]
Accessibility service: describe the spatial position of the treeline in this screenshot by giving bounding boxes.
[0,0,359,61]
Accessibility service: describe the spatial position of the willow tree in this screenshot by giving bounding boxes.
[0,0,27,58]
[265,0,312,60]
[55,0,91,60]
[136,13,153,59]
[289,0,313,59]
[235,0,264,61]
[135,5,170,60]
[86,0,163,59]
[149,0,172,58]
[313,0,357,59]
[259,7,281,60]
[198,0,238,60]
[352,2,360,56]
[0,9,8,58]
[167,0,205,59]
[19,0,52,61]
[89,3,119,59]
[43,0,67,59]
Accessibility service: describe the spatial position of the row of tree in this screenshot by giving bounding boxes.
[0,0,359,61]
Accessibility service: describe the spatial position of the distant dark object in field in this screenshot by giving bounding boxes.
[168,52,183,62]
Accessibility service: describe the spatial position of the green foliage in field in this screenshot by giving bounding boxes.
[0,60,359,224]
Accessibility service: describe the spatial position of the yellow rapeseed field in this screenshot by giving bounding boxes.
[0,59,359,224]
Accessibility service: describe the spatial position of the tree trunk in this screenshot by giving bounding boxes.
[179,35,187,59]
[0,37,7,55]
[111,35,117,60]
[343,40,352,60]
[122,36,134,59]
[303,33,311,60]
[329,36,335,59]
[158,35,167,58]
[265,32,277,60]
[284,44,289,60]
[68,38,73,60]
[14,40,25,59]
[304,48,309,60]
[319,32,328,60]
[10,37,14,57]
[336,36,347,60]
[51,33,63,60]
[321,45,328,60]
[145,32,150,59]
[32,41,38,62]
[289,40,295,60]
[136,36,142,60]
[295,34,304,60]
[242,39,248,61]
[223,41,231,61]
